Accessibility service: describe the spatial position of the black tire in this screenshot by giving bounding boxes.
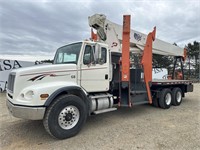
[172,87,182,106]
[152,97,159,107]
[151,92,159,107]
[158,88,172,109]
[43,94,87,139]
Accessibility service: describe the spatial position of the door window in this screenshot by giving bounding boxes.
[83,45,107,65]
[83,45,94,65]
[100,47,107,64]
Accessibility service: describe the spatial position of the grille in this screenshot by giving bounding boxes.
[7,73,15,93]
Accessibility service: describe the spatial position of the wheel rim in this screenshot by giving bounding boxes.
[165,93,171,105]
[176,91,182,103]
[58,105,80,130]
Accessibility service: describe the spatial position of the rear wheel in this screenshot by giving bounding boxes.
[43,94,87,139]
[159,88,172,109]
[151,92,159,107]
[152,97,159,107]
[172,87,182,106]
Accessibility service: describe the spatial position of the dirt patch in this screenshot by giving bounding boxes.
[0,84,200,150]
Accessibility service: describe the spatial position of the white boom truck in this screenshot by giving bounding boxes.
[6,14,193,139]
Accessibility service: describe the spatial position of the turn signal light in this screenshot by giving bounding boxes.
[40,94,49,100]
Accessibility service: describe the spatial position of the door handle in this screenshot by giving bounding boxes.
[105,74,108,80]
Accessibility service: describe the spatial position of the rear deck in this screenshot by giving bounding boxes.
[152,79,194,85]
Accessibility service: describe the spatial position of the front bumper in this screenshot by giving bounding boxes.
[6,100,46,120]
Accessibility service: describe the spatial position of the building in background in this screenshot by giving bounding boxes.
[0,59,39,92]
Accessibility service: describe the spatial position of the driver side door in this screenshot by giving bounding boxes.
[80,44,110,92]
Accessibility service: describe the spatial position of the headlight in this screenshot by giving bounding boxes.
[20,93,25,99]
[24,90,34,100]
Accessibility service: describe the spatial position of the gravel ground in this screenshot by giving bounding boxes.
[0,84,200,150]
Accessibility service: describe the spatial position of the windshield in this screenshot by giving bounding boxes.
[54,42,82,64]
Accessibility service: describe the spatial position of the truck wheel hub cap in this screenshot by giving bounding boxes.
[177,91,182,103]
[165,93,171,105]
[65,113,72,121]
[58,105,80,130]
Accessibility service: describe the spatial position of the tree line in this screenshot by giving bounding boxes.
[153,41,199,80]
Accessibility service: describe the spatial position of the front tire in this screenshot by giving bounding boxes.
[159,88,172,109]
[43,94,87,139]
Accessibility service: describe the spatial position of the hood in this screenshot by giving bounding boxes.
[8,64,78,101]
[12,64,77,76]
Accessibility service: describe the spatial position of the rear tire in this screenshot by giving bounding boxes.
[43,94,87,139]
[159,88,172,109]
[152,97,159,107]
[172,87,182,106]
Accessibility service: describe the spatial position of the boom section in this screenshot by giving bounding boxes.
[88,14,184,57]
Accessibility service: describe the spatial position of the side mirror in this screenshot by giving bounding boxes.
[98,58,105,65]
[83,54,91,65]
[83,59,91,65]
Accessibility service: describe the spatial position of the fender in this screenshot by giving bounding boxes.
[44,86,90,111]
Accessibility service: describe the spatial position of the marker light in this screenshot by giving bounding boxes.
[40,94,49,100]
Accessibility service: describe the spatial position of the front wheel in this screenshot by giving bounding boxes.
[43,94,87,139]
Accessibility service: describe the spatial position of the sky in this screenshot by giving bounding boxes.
[0,0,200,61]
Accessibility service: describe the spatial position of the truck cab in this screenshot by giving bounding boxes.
[6,40,115,139]
[54,41,111,92]
[7,40,111,109]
